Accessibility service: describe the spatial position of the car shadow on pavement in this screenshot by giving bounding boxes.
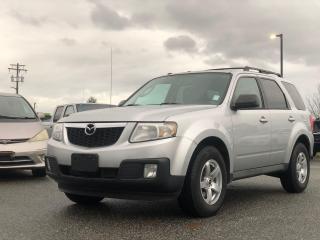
[57,180,287,221]
[61,198,186,219]
[0,170,47,182]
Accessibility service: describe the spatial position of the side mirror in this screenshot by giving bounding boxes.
[231,94,259,110]
[118,100,126,106]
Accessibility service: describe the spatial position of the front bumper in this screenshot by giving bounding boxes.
[46,156,185,199]
[0,141,46,170]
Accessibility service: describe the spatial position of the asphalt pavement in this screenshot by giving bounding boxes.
[1,160,320,240]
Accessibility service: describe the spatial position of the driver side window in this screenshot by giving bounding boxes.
[233,77,263,109]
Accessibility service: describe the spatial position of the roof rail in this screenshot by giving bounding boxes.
[243,66,281,77]
[207,66,281,77]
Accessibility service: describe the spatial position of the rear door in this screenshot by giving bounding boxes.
[231,76,271,171]
[258,78,292,165]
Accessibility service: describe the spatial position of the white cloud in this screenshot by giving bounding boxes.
[0,0,319,114]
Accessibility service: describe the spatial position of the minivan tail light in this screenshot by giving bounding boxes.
[310,115,315,132]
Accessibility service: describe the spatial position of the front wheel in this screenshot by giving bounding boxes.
[178,146,227,217]
[65,193,104,205]
[280,143,310,193]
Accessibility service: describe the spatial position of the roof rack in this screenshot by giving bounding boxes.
[207,66,281,77]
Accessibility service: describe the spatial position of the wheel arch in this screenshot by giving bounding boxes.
[188,136,232,183]
[295,134,311,156]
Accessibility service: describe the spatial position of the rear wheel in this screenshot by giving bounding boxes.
[178,146,227,217]
[280,143,310,193]
[32,168,46,177]
[65,193,104,205]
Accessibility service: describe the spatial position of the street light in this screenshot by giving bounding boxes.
[270,33,283,77]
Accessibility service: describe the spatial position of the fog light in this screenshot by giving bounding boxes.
[144,164,158,178]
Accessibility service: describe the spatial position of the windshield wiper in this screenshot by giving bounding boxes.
[18,117,37,119]
[124,104,141,107]
[160,102,181,105]
[0,115,36,119]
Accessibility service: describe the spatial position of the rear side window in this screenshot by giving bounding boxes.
[260,79,288,110]
[53,106,64,122]
[281,81,306,110]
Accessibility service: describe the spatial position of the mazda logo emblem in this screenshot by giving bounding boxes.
[84,123,96,136]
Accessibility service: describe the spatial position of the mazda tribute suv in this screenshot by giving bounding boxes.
[46,67,313,217]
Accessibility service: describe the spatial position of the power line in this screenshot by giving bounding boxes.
[8,63,27,94]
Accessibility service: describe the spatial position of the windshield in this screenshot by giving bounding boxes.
[123,73,232,106]
[0,96,37,121]
[76,104,112,112]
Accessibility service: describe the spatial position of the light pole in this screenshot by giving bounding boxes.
[270,33,283,77]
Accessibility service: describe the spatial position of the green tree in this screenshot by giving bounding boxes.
[87,96,97,103]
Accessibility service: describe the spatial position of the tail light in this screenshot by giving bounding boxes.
[310,115,315,132]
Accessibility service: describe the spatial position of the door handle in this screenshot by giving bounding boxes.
[288,116,295,122]
[259,116,268,123]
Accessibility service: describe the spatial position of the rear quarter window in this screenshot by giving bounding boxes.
[281,81,306,110]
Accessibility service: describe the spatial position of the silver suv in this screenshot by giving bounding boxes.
[46,67,313,217]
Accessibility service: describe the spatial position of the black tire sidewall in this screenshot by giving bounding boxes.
[289,143,310,191]
[189,146,227,217]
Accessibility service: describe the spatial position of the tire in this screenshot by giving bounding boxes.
[178,146,227,217]
[65,193,104,205]
[280,143,310,193]
[32,168,47,177]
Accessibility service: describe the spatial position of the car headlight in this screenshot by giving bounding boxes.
[130,122,177,143]
[52,123,64,142]
[28,129,49,142]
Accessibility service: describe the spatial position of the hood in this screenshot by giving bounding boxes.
[0,121,43,140]
[62,105,216,122]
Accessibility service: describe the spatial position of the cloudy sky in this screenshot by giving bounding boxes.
[0,0,320,113]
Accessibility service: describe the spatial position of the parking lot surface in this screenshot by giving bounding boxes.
[1,160,320,240]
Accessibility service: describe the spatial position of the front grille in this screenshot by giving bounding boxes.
[59,165,118,178]
[66,127,124,147]
[0,155,33,165]
[0,155,11,162]
[0,139,29,144]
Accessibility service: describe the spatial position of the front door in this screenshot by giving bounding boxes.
[231,77,271,171]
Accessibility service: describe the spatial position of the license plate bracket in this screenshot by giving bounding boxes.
[71,154,99,172]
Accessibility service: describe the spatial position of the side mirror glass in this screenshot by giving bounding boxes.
[232,94,259,110]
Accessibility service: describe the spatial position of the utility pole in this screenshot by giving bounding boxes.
[8,63,27,94]
[270,33,284,77]
[110,48,113,105]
